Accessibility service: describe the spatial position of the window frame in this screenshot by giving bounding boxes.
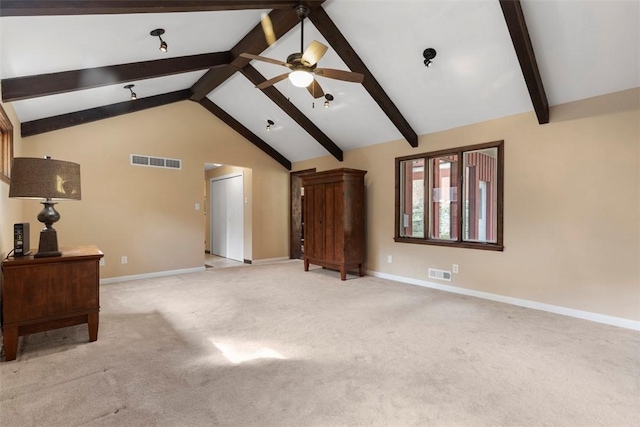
[394,140,504,251]
[0,105,14,184]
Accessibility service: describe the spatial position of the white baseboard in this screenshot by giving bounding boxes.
[367,270,640,331]
[100,267,206,285]
[251,257,292,265]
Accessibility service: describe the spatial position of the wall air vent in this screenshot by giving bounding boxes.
[130,154,181,170]
[131,155,149,166]
[165,159,181,169]
[149,157,165,167]
[428,268,452,282]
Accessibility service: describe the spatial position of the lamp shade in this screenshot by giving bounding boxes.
[9,157,81,201]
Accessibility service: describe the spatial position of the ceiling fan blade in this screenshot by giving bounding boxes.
[306,79,325,99]
[256,73,290,89]
[301,40,328,66]
[239,53,287,67]
[261,14,276,46]
[314,68,364,84]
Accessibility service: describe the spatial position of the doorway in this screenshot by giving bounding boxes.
[290,169,316,259]
[210,173,244,262]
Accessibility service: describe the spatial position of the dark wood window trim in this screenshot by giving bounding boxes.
[0,104,14,184]
[394,140,504,251]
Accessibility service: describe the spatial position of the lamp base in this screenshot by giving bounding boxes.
[34,228,61,258]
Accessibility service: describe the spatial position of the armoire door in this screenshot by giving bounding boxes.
[304,184,323,260]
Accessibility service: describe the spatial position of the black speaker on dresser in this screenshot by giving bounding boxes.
[14,223,31,257]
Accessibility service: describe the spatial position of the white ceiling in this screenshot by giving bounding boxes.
[1,0,638,164]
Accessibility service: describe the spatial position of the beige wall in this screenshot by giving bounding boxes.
[294,88,640,320]
[0,100,23,260]
[14,100,289,278]
[205,165,253,261]
[3,85,638,321]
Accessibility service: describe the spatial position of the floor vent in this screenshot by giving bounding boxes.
[130,154,181,170]
[428,268,452,282]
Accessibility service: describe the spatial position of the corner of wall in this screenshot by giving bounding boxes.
[0,99,24,259]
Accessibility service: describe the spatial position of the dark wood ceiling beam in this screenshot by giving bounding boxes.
[189,6,307,100]
[308,7,418,148]
[2,52,231,102]
[21,90,190,137]
[241,65,343,161]
[499,0,549,124]
[0,1,304,16]
[198,98,292,170]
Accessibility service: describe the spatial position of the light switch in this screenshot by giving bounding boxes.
[195,203,201,211]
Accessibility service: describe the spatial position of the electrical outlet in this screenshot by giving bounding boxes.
[195,203,201,211]
[453,264,459,274]
[387,255,393,263]
[99,258,105,267]
[121,256,128,264]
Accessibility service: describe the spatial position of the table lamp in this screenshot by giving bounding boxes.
[9,156,81,258]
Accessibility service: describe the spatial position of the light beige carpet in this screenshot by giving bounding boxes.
[1,260,638,426]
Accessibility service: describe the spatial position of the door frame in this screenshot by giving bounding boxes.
[289,168,316,259]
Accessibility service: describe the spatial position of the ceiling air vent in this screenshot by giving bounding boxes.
[130,154,181,170]
[428,268,452,282]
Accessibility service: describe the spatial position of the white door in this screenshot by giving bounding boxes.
[225,174,244,261]
[210,178,227,258]
[210,174,244,262]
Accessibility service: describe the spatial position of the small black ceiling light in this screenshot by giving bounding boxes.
[423,48,437,67]
[266,119,274,131]
[124,84,137,100]
[324,93,334,108]
[150,28,168,53]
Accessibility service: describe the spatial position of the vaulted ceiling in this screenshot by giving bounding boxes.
[1,1,638,170]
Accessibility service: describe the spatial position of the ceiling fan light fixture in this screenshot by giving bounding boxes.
[289,70,314,88]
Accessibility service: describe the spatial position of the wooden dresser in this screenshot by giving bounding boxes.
[302,168,367,280]
[1,245,103,361]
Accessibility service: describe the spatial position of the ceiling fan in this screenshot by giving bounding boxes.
[240,4,364,99]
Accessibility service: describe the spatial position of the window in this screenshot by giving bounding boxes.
[0,105,14,184]
[395,140,503,251]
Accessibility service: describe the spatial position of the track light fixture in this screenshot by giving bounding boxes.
[150,28,168,53]
[324,93,334,108]
[266,119,274,131]
[124,84,137,100]
[423,48,437,67]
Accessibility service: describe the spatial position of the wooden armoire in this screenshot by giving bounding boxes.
[302,168,367,280]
